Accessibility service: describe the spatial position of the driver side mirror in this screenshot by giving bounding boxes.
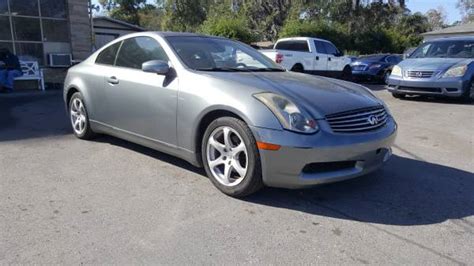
[142,60,170,75]
[335,51,344,57]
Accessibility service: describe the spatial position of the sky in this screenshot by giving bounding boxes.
[91,0,463,24]
[407,0,461,23]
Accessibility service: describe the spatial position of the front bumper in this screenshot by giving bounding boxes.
[250,117,397,189]
[386,75,469,97]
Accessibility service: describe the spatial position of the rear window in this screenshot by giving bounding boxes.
[275,41,309,52]
[95,41,121,65]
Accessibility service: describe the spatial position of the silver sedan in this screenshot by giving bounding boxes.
[64,32,397,197]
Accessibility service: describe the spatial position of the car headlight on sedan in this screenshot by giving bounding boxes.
[442,64,468,78]
[254,92,318,134]
[391,65,402,77]
[369,64,383,69]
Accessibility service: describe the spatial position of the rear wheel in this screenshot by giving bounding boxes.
[291,64,304,73]
[69,92,96,139]
[202,117,263,197]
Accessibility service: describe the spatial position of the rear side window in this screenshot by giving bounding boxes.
[275,41,309,52]
[323,42,338,55]
[95,41,121,65]
[115,36,169,69]
[314,41,327,54]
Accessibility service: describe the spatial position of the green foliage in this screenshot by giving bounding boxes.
[99,0,434,54]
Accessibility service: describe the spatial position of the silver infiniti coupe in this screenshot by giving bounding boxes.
[64,32,397,197]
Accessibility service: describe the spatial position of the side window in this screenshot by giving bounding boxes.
[275,41,290,50]
[95,41,121,65]
[323,42,338,55]
[115,36,169,69]
[314,41,327,54]
[275,41,309,52]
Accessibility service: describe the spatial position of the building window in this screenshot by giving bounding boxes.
[42,19,69,42]
[12,17,42,41]
[0,0,70,66]
[10,0,39,16]
[0,42,13,53]
[0,16,11,40]
[40,0,67,19]
[0,0,8,15]
[15,42,44,64]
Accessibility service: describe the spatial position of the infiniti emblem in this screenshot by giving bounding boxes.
[367,115,379,125]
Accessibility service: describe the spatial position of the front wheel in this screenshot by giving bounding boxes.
[391,92,406,99]
[341,66,352,81]
[202,117,263,197]
[462,80,474,102]
[69,92,96,139]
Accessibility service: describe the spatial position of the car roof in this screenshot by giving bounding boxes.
[428,36,474,42]
[276,37,331,43]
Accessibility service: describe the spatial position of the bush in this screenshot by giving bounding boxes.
[200,16,256,44]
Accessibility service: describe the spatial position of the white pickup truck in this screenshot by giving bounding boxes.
[261,37,353,79]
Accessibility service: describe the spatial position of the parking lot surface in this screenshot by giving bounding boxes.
[1,86,473,264]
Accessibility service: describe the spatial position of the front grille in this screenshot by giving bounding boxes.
[398,86,442,93]
[406,70,435,78]
[326,106,388,133]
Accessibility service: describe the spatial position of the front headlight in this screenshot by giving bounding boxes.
[254,92,318,134]
[369,64,383,69]
[391,65,402,77]
[442,64,467,78]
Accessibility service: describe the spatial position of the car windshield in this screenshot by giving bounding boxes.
[166,36,284,72]
[410,40,474,59]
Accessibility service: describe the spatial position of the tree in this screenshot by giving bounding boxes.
[161,0,207,32]
[99,0,148,25]
[456,0,474,23]
[426,7,447,30]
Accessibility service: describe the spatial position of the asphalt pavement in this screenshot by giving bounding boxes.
[1,87,473,264]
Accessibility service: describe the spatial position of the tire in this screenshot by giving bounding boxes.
[341,66,352,81]
[462,79,474,102]
[391,92,406,99]
[291,64,304,73]
[382,70,391,85]
[201,117,263,197]
[69,92,96,140]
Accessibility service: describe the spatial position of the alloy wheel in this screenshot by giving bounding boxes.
[206,126,248,187]
[70,98,87,135]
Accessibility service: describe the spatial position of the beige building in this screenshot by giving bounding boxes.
[422,22,474,41]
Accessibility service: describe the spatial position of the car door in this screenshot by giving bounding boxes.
[103,36,178,146]
[313,40,329,72]
[323,41,345,72]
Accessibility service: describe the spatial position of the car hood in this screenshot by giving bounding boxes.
[207,71,382,119]
[398,58,472,71]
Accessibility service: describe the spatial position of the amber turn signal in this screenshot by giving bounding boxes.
[256,141,281,151]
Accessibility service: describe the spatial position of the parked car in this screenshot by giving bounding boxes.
[260,37,353,79]
[64,32,397,197]
[351,54,402,83]
[387,37,474,100]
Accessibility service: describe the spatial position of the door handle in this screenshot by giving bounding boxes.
[316,56,319,61]
[107,76,119,85]
[328,57,332,61]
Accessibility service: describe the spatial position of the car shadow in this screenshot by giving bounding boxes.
[92,135,206,176]
[243,155,474,226]
[88,135,474,227]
